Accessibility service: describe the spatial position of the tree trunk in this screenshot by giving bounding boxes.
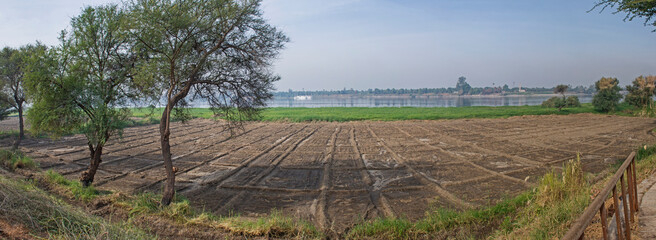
[160,102,175,206]
[80,144,103,187]
[12,102,23,150]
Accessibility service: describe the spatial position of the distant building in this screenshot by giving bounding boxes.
[294,95,312,100]
[519,84,526,93]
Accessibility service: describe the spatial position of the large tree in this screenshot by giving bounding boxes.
[456,76,471,95]
[592,77,623,112]
[625,75,656,108]
[0,46,37,149]
[128,0,288,205]
[25,4,139,186]
[592,0,656,30]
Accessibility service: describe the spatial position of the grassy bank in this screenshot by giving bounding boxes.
[0,175,153,239]
[28,168,323,239]
[130,104,602,122]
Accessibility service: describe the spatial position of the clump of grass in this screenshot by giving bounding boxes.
[637,144,656,161]
[0,176,153,239]
[0,130,20,139]
[121,192,191,222]
[216,209,321,238]
[0,149,38,171]
[117,192,322,239]
[636,144,656,181]
[43,170,98,202]
[497,154,589,239]
[347,192,533,239]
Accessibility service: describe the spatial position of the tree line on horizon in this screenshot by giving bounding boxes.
[274,80,597,98]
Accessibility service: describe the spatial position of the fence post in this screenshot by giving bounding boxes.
[613,186,624,240]
[600,202,609,240]
[621,175,631,240]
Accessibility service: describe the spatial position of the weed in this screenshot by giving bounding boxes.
[0,149,38,171]
[43,170,98,201]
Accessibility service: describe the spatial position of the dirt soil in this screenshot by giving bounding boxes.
[1,114,655,234]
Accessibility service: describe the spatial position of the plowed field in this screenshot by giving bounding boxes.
[4,114,655,232]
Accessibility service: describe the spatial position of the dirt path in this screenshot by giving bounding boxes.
[2,114,655,233]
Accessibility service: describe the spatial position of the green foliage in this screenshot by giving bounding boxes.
[592,0,656,31]
[565,96,581,107]
[0,47,26,109]
[499,155,588,239]
[0,99,13,120]
[637,144,656,160]
[0,130,20,139]
[127,0,288,124]
[541,96,565,108]
[25,5,135,142]
[592,77,622,112]
[0,176,153,239]
[44,170,99,201]
[554,84,569,96]
[0,149,37,171]
[625,75,656,108]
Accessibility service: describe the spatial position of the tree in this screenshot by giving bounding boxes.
[592,0,656,30]
[456,76,471,95]
[0,46,36,149]
[625,75,656,108]
[554,84,568,97]
[25,4,138,186]
[0,93,12,121]
[128,0,288,205]
[553,84,569,111]
[592,77,623,112]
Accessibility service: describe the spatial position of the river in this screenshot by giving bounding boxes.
[266,95,594,108]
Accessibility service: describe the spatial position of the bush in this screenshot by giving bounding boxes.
[565,96,581,107]
[541,97,563,108]
[541,96,580,110]
[592,77,622,112]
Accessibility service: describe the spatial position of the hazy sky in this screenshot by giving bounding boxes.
[1,0,655,91]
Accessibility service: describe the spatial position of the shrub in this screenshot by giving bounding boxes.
[541,96,580,110]
[541,97,563,108]
[565,96,581,107]
[592,77,622,112]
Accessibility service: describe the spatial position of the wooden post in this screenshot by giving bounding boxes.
[621,175,631,240]
[627,163,636,221]
[601,202,609,240]
[613,186,624,240]
[632,157,639,212]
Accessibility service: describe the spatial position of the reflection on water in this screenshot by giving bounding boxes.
[267,95,594,108]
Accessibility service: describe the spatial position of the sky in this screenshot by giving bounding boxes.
[1,0,655,91]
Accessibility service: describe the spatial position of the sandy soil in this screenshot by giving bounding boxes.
[2,113,655,233]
